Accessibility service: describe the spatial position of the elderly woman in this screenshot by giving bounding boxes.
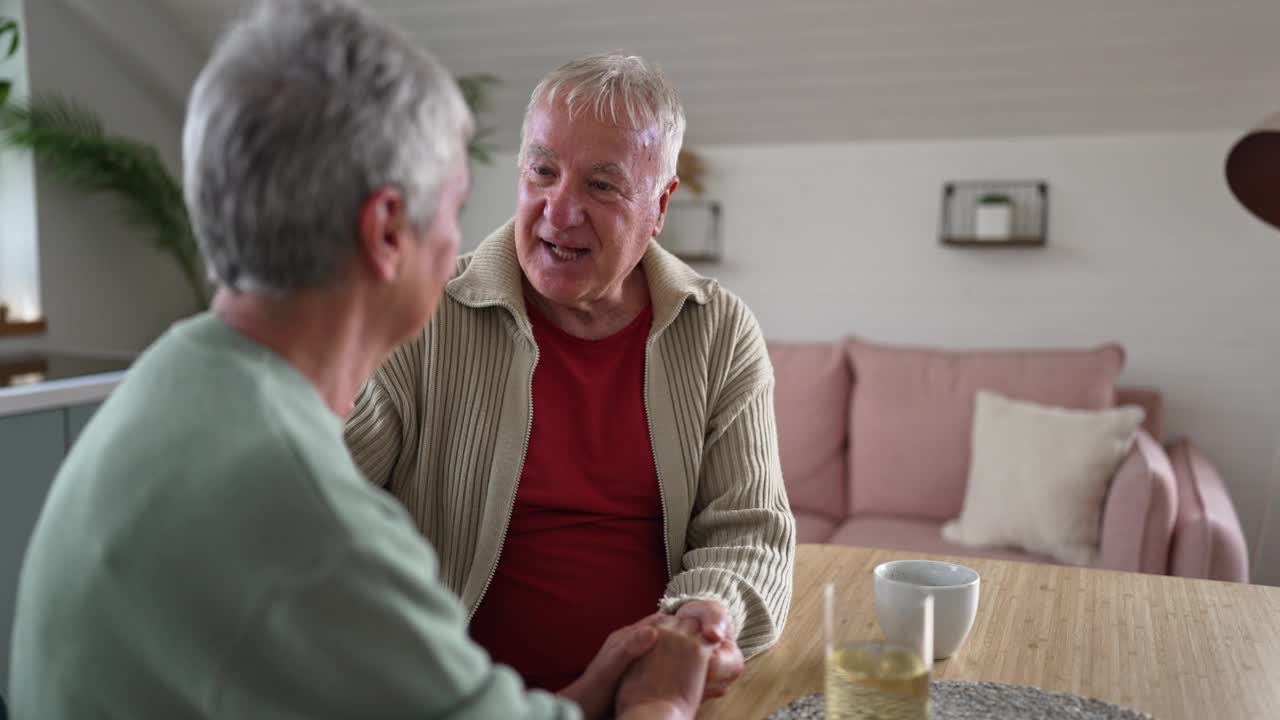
[345,53,796,696]
[7,3,712,719]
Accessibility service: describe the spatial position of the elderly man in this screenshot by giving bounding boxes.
[345,53,796,696]
[8,3,713,719]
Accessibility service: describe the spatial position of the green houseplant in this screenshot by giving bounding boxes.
[0,98,209,308]
[456,73,498,164]
[0,14,18,106]
[0,74,498,311]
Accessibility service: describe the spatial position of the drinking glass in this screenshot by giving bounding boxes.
[824,582,932,720]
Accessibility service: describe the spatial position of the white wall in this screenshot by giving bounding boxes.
[0,0,198,358]
[0,0,40,323]
[461,131,1280,585]
[5,3,1278,586]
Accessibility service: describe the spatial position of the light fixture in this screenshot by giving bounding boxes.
[1226,111,1280,230]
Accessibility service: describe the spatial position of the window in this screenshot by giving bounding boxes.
[0,0,41,325]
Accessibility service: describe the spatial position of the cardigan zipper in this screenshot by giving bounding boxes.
[468,293,690,617]
[644,295,691,581]
[468,306,539,623]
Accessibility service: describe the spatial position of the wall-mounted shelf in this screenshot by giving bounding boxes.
[940,180,1048,247]
[0,318,47,338]
[941,237,1045,247]
[0,357,47,386]
[663,198,722,263]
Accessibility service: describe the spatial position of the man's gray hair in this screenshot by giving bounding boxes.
[521,52,686,191]
[183,0,473,294]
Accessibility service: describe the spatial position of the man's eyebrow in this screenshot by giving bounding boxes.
[591,161,627,178]
[526,144,557,162]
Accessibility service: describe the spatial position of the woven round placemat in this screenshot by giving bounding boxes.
[765,681,1152,720]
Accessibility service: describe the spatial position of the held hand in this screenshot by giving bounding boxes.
[674,600,745,699]
[673,600,732,644]
[558,613,665,720]
[615,615,714,720]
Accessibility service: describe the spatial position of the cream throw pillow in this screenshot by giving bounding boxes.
[941,390,1145,566]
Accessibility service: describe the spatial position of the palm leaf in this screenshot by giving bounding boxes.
[0,73,505,310]
[0,96,209,308]
[457,73,499,163]
[0,17,18,60]
[456,73,497,114]
[1,15,17,107]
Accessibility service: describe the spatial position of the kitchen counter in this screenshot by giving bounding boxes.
[0,353,131,418]
[2,354,132,689]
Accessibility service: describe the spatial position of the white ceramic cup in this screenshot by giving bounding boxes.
[874,559,980,660]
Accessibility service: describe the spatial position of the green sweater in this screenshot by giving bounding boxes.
[7,314,577,720]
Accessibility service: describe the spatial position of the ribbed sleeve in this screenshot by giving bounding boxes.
[656,296,796,658]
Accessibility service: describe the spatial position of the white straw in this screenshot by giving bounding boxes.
[922,593,935,672]
[824,582,835,655]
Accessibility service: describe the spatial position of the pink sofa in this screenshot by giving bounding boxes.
[769,337,1249,581]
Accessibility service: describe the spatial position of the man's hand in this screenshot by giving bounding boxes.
[557,613,666,720]
[674,600,745,699]
[615,615,714,720]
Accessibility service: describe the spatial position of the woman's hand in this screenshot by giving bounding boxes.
[557,613,666,720]
[615,614,714,720]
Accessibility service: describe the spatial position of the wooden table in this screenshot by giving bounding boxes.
[697,544,1280,719]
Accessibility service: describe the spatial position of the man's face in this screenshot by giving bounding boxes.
[515,98,674,312]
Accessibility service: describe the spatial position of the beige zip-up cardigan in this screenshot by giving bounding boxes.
[344,221,795,657]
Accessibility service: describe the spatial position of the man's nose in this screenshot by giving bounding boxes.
[544,182,585,230]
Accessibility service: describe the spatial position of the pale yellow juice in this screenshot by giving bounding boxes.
[825,642,930,720]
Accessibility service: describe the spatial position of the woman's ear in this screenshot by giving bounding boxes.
[358,186,409,283]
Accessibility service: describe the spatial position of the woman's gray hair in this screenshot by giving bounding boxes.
[183,0,473,294]
[521,52,686,192]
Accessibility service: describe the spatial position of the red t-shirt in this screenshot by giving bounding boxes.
[468,300,670,692]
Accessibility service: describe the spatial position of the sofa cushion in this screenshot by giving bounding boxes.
[941,391,1144,566]
[1097,430,1177,574]
[1167,441,1250,582]
[1115,386,1165,441]
[827,515,1058,564]
[846,337,1125,521]
[768,341,851,520]
[794,512,838,544]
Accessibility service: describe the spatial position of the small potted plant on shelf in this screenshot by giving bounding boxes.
[975,193,1014,241]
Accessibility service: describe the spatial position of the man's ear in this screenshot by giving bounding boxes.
[358,186,409,283]
[651,176,680,237]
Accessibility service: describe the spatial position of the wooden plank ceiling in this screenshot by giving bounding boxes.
[151,0,1280,149]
